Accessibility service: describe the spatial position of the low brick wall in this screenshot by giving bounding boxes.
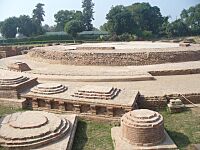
[28,48,200,66]
[137,96,167,110]
[137,93,200,110]
[149,68,200,76]
[0,99,25,108]
[0,46,34,58]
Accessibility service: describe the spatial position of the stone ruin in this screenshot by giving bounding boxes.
[167,99,185,113]
[23,83,139,119]
[0,111,77,150]
[111,109,177,149]
[72,85,120,100]
[76,46,115,50]
[0,74,37,99]
[31,83,68,95]
[7,62,31,72]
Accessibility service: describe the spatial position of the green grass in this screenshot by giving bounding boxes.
[160,108,200,150]
[72,119,114,150]
[0,105,23,117]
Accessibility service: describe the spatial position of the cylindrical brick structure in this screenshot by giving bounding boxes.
[121,109,165,146]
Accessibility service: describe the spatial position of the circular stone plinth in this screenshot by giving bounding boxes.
[9,111,48,129]
[37,83,62,89]
[121,109,165,146]
[0,74,29,85]
[31,83,67,94]
[0,111,70,149]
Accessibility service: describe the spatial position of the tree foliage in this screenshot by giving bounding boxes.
[103,2,165,38]
[64,20,84,40]
[82,0,94,31]
[106,5,136,35]
[180,3,200,35]
[1,17,19,38]
[128,3,164,34]
[32,3,45,25]
[54,10,83,31]
[18,15,38,37]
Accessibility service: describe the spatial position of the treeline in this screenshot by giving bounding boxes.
[0,1,200,41]
[0,3,45,38]
[101,3,200,40]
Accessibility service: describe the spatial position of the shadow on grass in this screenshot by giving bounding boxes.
[72,120,88,150]
[166,129,190,149]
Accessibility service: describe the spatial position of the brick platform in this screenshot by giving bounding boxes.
[0,111,77,150]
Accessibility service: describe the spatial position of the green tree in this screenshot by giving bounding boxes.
[180,3,200,35]
[1,17,19,38]
[32,3,45,25]
[166,19,190,37]
[54,10,83,31]
[106,5,136,35]
[128,3,164,35]
[64,20,84,43]
[82,0,94,31]
[18,15,37,37]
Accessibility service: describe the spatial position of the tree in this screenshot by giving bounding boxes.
[1,17,19,38]
[32,3,45,25]
[18,15,37,37]
[82,0,94,31]
[54,10,83,31]
[166,19,190,37]
[106,5,136,35]
[180,3,200,35]
[127,3,164,35]
[64,20,84,42]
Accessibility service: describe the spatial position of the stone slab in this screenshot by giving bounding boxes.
[78,85,113,94]
[35,114,77,150]
[111,127,178,150]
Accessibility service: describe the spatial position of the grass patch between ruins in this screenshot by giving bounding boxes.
[0,105,23,117]
[72,119,114,150]
[160,108,200,150]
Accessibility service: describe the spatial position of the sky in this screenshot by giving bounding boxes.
[0,0,199,28]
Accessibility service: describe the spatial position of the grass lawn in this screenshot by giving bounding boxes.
[0,105,23,117]
[0,105,199,150]
[160,108,200,150]
[72,119,114,150]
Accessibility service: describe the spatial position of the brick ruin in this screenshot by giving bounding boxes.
[0,73,38,108]
[22,84,139,119]
[28,46,200,66]
[0,111,77,150]
[0,46,34,59]
[111,109,177,149]
[7,62,31,72]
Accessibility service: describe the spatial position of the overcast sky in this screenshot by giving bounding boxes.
[0,0,199,28]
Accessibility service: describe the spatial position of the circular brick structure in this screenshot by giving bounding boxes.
[0,111,70,149]
[121,109,165,146]
[0,74,29,85]
[28,43,200,66]
[31,83,67,94]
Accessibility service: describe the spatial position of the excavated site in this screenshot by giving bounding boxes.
[0,41,200,149]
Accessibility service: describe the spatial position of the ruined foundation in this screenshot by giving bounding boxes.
[0,111,77,150]
[23,83,139,119]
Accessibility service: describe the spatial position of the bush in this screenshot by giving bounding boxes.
[141,30,153,40]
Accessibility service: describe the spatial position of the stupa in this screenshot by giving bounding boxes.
[111,109,177,149]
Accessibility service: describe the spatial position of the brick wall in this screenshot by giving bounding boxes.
[137,93,200,110]
[28,49,200,66]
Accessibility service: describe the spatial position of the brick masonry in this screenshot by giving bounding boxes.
[138,93,200,110]
[28,49,200,66]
